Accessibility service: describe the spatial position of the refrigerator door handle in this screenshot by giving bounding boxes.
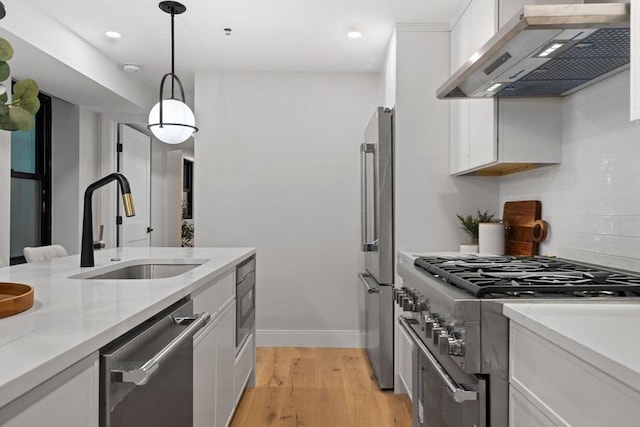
[359,273,380,293]
[360,142,378,252]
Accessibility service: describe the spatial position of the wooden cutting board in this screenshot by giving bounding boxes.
[503,201,542,256]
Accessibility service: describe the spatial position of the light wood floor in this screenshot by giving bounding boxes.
[230,347,412,427]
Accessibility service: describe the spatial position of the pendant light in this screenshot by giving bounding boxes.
[148,1,197,144]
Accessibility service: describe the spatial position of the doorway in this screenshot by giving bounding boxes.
[117,124,151,247]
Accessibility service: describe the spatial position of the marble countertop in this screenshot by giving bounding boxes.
[0,247,255,407]
[503,303,640,393]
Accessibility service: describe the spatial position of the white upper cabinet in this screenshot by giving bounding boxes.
[450,0,497,174]
[632,0,639,122]
[449,0,563,176]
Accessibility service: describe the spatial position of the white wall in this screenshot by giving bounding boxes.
[51,99,80,254]
[194,71,379,347]
[393,27,499,255]
[77,108,101,252]
[500,71,640,272]
[51,101,101,255]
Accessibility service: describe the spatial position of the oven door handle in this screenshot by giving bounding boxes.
[112,312,211,386]
[399,316,478,403]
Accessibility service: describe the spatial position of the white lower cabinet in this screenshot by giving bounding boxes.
[509,322,640,427]
[193,268,240,427]
[234,333,254,405]
[216,303,236,427]
[194,312,220,427]
[193,301,236,427]
[0,353,99,427]
[509,385,557,427]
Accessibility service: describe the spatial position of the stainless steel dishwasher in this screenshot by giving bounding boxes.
[100,298,209,427]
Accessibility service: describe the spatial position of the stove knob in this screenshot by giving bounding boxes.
[449,339,465,357]
[424,319,437,338]
[413,300,428,313]
[439,335,453,355]
[402,297,414,312]
[394,288,407,304]
[432,327,445,345]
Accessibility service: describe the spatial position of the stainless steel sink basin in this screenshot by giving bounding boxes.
[71,260,206,280]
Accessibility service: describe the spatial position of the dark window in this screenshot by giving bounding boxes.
[10,92,52,265]
[182,158,193,219]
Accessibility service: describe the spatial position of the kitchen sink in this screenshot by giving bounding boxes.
[70,260,206,280]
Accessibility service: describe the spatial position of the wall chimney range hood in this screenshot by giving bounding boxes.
[437,3,631,99]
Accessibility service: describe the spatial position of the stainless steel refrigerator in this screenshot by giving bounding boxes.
[358,107,394,390]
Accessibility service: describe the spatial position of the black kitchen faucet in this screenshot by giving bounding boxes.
[80,173,135,267]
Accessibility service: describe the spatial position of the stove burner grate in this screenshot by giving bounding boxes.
[415,256,640,298]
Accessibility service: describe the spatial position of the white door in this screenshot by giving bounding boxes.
[118,124,151,247]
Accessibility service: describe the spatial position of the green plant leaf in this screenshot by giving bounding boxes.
[13,79,38,101]
[20,93,40,114]
[0,38,14,62]
[8,105,34,131]
[0,111,18,131]
[0,61,9,82]
[0,91,7,104]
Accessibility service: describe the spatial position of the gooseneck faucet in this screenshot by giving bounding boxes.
[81,173,135,267]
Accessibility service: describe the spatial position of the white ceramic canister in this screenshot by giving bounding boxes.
[478,223,505,255]
[459,244,479,254]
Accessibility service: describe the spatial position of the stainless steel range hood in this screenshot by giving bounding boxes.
[437,3,631,99]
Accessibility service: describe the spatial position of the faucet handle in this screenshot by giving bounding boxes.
[93,225,106,250]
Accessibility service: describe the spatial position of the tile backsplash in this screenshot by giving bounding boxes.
[500,71,640,272]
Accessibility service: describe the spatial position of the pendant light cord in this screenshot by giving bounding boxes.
[170,8,175,98]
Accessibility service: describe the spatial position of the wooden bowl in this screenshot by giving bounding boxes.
[0,283,34,319]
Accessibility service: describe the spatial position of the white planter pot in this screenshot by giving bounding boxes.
[478,223,505,255]
[459,244,479,254]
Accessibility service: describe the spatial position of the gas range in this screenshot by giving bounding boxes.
[397,255,640,427]
[414,255,640,298]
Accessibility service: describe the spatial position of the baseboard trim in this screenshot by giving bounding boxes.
[256,329,365,348]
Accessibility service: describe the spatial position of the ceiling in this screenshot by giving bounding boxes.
[1,0,468,112]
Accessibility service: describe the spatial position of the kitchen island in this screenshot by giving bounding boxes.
[0,247,255,425]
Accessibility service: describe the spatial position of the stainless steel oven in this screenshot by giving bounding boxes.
[400,316,485,427]
[236,255,256,350]
[398,254,640,427]
[99,299,209,427]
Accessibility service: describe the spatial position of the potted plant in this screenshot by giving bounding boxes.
[456,210,497,253]
[0,37,40,131]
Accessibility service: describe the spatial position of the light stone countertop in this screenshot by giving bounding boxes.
[0,246,255,408]
[503,302,640,393]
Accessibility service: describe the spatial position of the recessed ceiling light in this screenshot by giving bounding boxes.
[123,63,141,73]
[106,31,122,39]
[347,31,362,39]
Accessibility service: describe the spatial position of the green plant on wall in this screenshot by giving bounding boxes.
[0,37,40,131]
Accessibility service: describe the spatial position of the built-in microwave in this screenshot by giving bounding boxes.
[236,256,255,351]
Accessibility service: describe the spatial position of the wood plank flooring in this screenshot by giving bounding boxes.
[230,347,412,427]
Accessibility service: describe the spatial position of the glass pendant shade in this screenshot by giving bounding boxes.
[148,98,195,144]
[148,2,197,145]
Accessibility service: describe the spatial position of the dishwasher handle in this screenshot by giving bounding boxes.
[112,312,211,386]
